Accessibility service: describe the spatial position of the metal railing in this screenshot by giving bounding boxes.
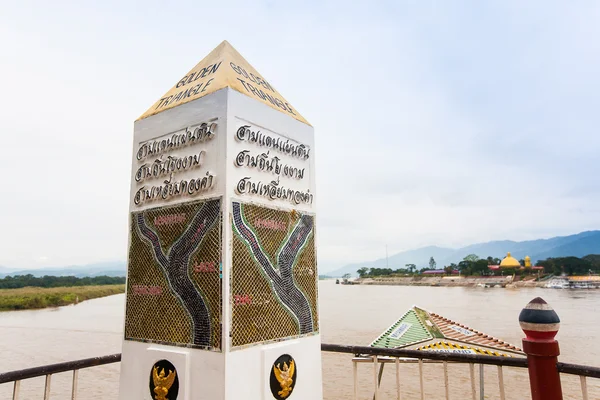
[323,343,527,400]
[0,354,121,400]
[323,344,600,400]
[1,345,598,399]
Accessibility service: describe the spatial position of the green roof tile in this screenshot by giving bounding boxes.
[370,309,433,349]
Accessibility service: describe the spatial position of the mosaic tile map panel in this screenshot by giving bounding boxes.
[231,201,318,348]
[125,198,222,350]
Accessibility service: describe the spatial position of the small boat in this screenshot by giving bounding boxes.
[544,278,570,289]
[572,282,593,289]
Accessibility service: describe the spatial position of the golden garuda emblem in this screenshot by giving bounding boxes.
[152,366,177,400]
[273,360,295,398]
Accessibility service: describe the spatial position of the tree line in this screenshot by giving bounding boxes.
[537,255,600,276]
[0,274,126,289]
[357,254,600,278]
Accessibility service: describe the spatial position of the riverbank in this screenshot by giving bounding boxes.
[0,284,125,311]
[356,276,545,288]
[1,282,598,399]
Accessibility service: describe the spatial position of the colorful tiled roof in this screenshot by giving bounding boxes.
[370,305,524,356]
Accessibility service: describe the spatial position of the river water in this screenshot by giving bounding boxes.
[0,281,598,399]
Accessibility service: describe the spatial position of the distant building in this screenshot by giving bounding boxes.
[422,269,459,275]
[488,252,544,272]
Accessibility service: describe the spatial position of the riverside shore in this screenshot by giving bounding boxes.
[355,276,545,288]
[0,285,126,311]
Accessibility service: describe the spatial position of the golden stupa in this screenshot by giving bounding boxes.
[500,252,521,268]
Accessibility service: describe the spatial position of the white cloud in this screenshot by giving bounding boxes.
[0,1,598,271]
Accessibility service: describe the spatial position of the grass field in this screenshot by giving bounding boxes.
[0,284,125,311]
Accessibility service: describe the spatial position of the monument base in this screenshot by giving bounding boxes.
[118,335,322,400]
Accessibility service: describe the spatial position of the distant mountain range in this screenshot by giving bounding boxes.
[0,262,126,278]
[3,230,599,279]
[326,230,600,277]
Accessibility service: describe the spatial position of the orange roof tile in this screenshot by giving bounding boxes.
[427,311,522,353]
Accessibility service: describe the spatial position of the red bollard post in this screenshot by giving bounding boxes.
[519,297,563,400]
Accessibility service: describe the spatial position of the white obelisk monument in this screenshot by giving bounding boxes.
[118,41,322,400]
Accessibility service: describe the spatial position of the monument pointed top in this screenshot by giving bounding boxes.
[137,40,310,125]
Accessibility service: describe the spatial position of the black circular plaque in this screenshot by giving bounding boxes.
[269,354,298,399]
[149,359,179,400]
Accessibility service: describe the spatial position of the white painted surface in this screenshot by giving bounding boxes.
[119,87,321,400]
[118,340,225,400]
[226,89,316,215]
[389,322,412,339]
[129,88,228,212]
[449,325,475,336]
[221,335,323,400]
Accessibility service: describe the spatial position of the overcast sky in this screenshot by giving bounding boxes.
[1,1,599,271]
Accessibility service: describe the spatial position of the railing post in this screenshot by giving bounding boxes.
[372,356,379,400]
[71,369,78,400]
[353,359,358,400]
[44,374,51,400]
[12,380,20,400]
[519,297,563,400]
[479,364,484,400]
